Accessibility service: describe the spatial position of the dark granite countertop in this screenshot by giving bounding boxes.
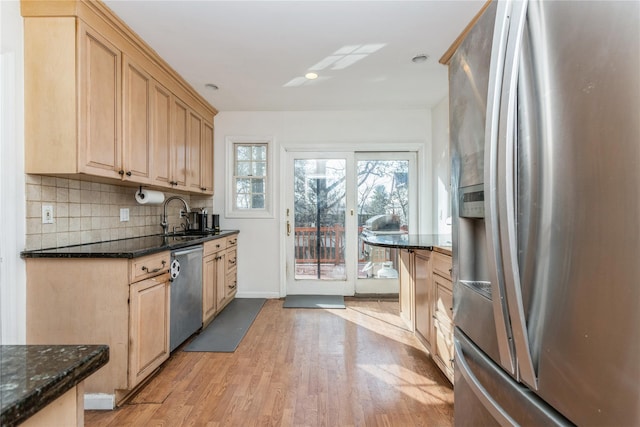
[0,345,109,426]
[20,230,239,259]
[361,233,452,252]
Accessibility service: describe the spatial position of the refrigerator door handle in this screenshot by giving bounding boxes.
[496,0,538,390]
[484,0,515,375]
[455,339,517,426]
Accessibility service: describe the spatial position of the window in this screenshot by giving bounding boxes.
[226,137,274,218]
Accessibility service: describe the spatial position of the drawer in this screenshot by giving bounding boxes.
[226,249,237,272]
[130,251,170,283]
[433,251,452,279]
[203,238,226,257]
[226,271,237,297]
[226,235,238,248]
[433,277,454,325]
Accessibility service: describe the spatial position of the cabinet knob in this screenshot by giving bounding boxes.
[118,170,125,176]
[201,187,206,191]
[126,171,132,177]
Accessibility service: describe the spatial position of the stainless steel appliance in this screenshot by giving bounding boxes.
[187,209,208,233]
[450,1,639,425]
[169,245,203,352]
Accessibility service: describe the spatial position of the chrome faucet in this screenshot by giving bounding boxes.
[161,196,191,235]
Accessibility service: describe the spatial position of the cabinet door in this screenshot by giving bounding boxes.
[122,56,152,183]
[187,111,203,191]
[128,274,170,388]
[151,82,172,186]
[399,249,414,331]
[215,251,227,309]
[171,98,189,188]
[78,23,122,178]
[202,254,218,325]
[201,120,214,193]
[414,250,431,348]
[432,277,454,383]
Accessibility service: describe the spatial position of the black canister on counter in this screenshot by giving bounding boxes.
[211,214,220,232]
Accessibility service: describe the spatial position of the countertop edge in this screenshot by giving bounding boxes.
[361,233,452,253]
[20,230,240,259]
[0,345,109,427]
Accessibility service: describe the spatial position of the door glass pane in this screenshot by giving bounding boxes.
[357,160,409,280]
[294,159,346,280]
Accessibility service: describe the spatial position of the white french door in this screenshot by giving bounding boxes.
[285,152,356,295]
[284,150,417,296]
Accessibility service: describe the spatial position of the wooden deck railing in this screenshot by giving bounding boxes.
[294,226,345,264]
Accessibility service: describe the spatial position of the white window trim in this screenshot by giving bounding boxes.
[225,136,275,219]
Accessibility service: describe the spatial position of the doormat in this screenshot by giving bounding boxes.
[283,295,346,309]
[183,298,266,352]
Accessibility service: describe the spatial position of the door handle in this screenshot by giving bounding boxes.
[287,221,291,236]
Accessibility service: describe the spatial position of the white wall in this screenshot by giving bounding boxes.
[432,96,452,235]
[213,109,433,298]
[1,0,26,344]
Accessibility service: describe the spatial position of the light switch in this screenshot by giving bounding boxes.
[42,205,54,224]
[120,208,130,222]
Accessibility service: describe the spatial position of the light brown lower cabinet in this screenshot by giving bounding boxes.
[202,234,239,326]
[401,248,454,384]
[218,237,238,311]
[432,268,454,383]
[25,251,171,406]
[128,273,170,388]
[202,238,227,327]
[413,250,432,350]
[399,249,415,331]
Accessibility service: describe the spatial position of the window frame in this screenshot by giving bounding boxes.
[226,136,274,218]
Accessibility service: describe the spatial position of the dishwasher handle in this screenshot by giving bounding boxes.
[172,246,204,257]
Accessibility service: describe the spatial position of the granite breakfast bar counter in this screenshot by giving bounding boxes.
[0,345,108,426]
[360,233,452,254]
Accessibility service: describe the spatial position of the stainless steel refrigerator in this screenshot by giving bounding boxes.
[450,1,639,425]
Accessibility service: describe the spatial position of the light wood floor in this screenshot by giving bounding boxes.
[86,299,454,426]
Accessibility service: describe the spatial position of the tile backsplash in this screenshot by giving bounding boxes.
[25,175,213,250]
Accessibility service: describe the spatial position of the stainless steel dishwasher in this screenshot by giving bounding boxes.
[169,245,203,352]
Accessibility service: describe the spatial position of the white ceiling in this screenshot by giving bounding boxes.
[104,0,485,112]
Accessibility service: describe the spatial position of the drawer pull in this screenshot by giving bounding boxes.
[229,239,237,245]
[142,260,166,274]
[229,259,237,265]
[228,282,237,289]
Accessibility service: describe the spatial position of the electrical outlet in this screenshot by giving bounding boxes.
[120,208,130,222]
[42,205,54,224]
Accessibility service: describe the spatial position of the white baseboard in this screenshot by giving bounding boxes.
[235,291,281,299]
[84,393,114,410]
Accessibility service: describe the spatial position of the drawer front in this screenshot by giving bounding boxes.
[434,277,454,325]
[203,238,227,257]
[226,249,237,272]
[226,271,237,297]
[226,235,238,248]
[433,251,452,279]
[130,251,170,283]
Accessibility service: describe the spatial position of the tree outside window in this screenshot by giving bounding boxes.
[233,143,268,210]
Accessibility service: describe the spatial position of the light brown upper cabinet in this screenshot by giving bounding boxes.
[122,56,153,183]
[21,0,217,194]
[201,121,214,193]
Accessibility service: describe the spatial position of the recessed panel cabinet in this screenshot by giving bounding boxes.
[122,56,153,183]
[402,247,454,384]
[25,251,171,406]
[414,250,432,349]
[22,0,217,194]
[128,273,170,388]
[78,22,122,179]
[202,235,238,326]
